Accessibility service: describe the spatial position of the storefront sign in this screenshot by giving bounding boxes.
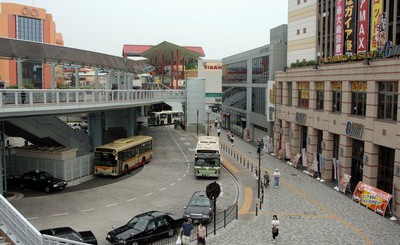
[203,62,222,70]
[295,112,307,125]
[346,122,364,138]
[334,0,344,55]
[357,0,369,53]
[344,0,356,54]
[352,181,392,216]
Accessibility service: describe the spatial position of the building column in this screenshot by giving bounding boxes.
[126,108,136,137]
[106,70,112,90]
[290,123,300,157]
[292,82,299,107]
[363,142,379,186]
[321,132,334,181]
[88,112,103,148]
[342,81,351,114]
[117,71,121,90]
[17,58,23,88]
[307,127,318,171]
[282,120,290,159]
[309,81,316,110]
[94,68,99,90]
[74,67,79,89]
[50,63,56,89]
[123,72,127,90]
[339,135,352,178]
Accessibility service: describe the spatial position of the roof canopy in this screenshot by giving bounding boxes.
[123,41,205,65]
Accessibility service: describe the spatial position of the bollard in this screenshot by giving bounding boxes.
[247,161,249,169]
[251,164,253,172]
[260,198,262,210]
[240,155,242,164]
[237,153,239,161]
[255,203,258,216]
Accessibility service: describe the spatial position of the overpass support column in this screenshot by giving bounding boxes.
[17,58,23,88]
[50,63,56,89]
[124,72,127,90]
[117,71,121,90]
[94,68,99,90]
[88,112,103,148]
[74,67,79,89]
[126,108,137,137]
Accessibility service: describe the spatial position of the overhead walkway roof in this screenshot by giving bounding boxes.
[0,37,150,73]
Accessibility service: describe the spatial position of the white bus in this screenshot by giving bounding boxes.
[194,136,221,178]
[148,110,183,126]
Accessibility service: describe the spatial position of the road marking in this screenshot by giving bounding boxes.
[159,188,166,192]
[81,208,95,212]
[145,192,153,197]
[238,187,252,215]
[170,183,175,186]
[52,212,69,217]
[106,203,118,207]
[221,156,239,173]
[183,174,186,177]
[127,198,137,202]
[26,217,38,220]
[178,178,182,182]
[186,170,189,173]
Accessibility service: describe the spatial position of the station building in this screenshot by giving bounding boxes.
[275,0,400,217]
[221,25,287,142]
[0,2,63,88]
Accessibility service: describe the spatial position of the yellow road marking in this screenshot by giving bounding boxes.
[238,187,253,215]
[221,156,239,173]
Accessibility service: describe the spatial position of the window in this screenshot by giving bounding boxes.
[298,82,309,108]
[377,146,394,194]
[287,82,292,106]
[378,82,398,120]
[316,82,324,110]
[351,82,367,116]
[303,28,307,34]
[222,61,247,84]
[252,56,269,84]
[16,16,43,42]
[252,88,266,114]
[332,82,342,112]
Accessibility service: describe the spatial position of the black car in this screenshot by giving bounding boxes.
[14,170,67,193]
[183,191,213,223]
[106,211,184,244]
[40,227,98,244]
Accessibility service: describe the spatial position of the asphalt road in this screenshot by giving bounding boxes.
[8,125,238,244]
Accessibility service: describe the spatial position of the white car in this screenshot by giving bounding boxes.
[67,122,81,131]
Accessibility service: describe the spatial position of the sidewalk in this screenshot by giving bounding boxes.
[204,126,400,245]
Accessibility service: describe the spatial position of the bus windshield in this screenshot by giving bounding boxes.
[94,152,117,166]
[195,157,220,167]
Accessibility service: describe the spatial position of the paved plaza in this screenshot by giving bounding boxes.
[203,126,400,245]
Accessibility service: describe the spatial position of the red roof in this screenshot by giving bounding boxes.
[123,43,205,57]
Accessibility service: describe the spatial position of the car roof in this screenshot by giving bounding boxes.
[192,191,207,198]
[137,211,165,220]
[40,227,76,235]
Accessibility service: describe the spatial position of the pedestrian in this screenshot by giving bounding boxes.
[264,171,270,188]
[227,131,231,141]
[197,220,206,245]
[180,218,193,245]
[254,170,259,189]
[273,169,281,188]
[20,89,26,104]
[217,127,221,137]
[214,119,218,127]
[230,134,234,147]
[271,215,279,242]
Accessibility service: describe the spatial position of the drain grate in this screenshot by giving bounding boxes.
[291,173,297,176]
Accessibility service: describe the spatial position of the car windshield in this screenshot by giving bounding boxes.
[127,217,149,232]
[39,172,52,179]
[189,197,210,207]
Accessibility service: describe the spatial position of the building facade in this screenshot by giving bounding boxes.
[197,59,222,112]
[0,2,63,88]
[222,25,287,142]
[276,0,400,217]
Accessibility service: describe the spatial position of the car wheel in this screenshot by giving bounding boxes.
[44,186,50,193]
[19,183,24,189]
[207,216,212,223]
[167,228,174,237]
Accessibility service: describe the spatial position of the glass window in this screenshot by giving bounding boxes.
[287,82,292,106]
[298,82,309,108]
[351,82,367,116]
[316,82,324,110]
[332,82,342,112]
[378,82,398,121]
[377,146,394,194]
[252,88,266,114]
[222,61,247,84]
[252,56,269,84]
[16,16,43,42]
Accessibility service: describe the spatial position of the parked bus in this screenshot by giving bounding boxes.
[94,135,153,176]
[194,136,221,178]
[148,110,183,126]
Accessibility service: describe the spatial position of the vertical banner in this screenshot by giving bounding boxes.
[357,0,370,53]
[370,0,383,51]
[302,148,307,167]
[335,0,345,55]
[344,0,356,55]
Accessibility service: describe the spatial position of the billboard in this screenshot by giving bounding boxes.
[344,0,356,54]
[352,181,392,216]
[357,0,370,53]
[334,0,345,55]
[370,0,384,51]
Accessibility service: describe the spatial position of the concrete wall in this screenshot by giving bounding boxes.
[186,78,206,133]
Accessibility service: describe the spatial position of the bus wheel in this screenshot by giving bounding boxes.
[124,165,129,174]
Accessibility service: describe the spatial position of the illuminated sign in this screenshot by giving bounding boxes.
[344,0,356,55]
[370,0,383,51]
[357,0,369,53]
[335,0,345,55]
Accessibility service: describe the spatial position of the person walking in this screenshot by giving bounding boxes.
[264,170,270,188]
[273,169,281,188]
[230,134,234,147]
[180,218,193,245]
[217,127,221,137]
[227,131,231,141]
[196,221,206,245]
[214,119,218,127]
[271,215,279,242]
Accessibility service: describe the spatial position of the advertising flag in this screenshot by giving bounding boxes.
[344,0,356,54]
[335,0,345,55]
[357,0,369,53]
[370,0,383,51]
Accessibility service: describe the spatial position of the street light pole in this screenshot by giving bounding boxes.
[207,112,210,136]
[196,109,199,136]
[258,144,261,198]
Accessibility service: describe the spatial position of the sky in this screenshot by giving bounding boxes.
[6,0,288,59]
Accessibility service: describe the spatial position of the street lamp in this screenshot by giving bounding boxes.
[206,111,210,136]
[257,142,261,199]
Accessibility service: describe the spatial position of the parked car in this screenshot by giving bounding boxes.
[13,170,67,193]
[67,122,81,131]
[106,210,184,244]
[183,191,213,223]
[40,227,97,244]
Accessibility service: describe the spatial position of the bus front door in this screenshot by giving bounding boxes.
[168,114,172,124]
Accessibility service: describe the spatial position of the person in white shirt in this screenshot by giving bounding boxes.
[271,215,279,242]
[273,169,281,188]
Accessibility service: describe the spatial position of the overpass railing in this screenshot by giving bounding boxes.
[0,89,186,108]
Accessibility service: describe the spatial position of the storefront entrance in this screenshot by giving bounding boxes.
[351,139,364,191]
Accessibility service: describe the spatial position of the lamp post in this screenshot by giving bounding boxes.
[257,142,261,199]
[196,109,199,136]
[206,111,210,136]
